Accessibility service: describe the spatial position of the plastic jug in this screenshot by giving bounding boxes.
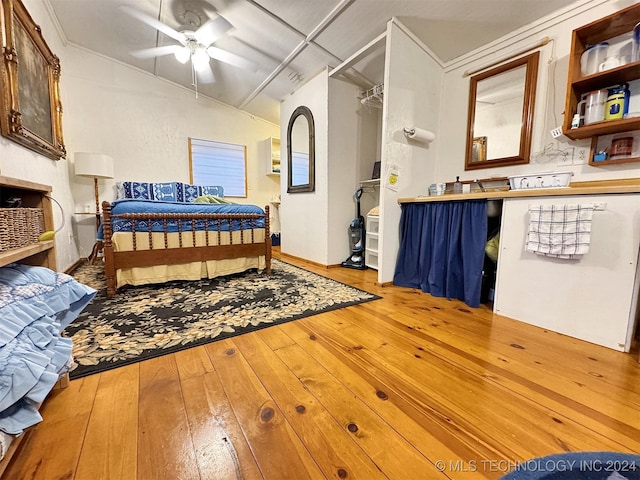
[584,89,608,124]
[581,42,609,76]
[605,84,630,120]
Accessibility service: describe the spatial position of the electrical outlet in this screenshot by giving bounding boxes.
[550,127,563,138]
[575,148,588,164]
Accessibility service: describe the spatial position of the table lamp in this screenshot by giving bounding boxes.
[74,152,114,230]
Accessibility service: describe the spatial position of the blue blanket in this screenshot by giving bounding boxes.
[97,199,266,241]
[0,264,96,434]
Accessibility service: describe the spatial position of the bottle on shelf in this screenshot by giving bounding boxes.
[453,176,463,194]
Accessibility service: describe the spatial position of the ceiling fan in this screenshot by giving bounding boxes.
[121,4,257,86]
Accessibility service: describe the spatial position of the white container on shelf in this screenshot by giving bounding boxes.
[580,42,608,76]
[508,171,573,190]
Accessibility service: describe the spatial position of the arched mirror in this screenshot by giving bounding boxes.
[465,51,539,170]
[287,106,315,193]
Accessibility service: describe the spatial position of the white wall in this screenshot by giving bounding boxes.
[0,0,279,270]
[279,20,443,275]
[64,47,280,256]
[280,71,329,264]
[0,0,76,271]
[435,0,640,185]
[280,72,380,266]
[327,78,364,264]
[378,20,443,283]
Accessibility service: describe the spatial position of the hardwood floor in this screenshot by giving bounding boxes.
[4,251,640,480]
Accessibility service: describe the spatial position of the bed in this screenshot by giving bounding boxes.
[98,182,271,297]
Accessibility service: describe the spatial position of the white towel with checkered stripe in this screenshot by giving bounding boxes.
[525,204,594,259]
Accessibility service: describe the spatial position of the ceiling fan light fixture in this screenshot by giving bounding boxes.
[192,48,210,71]
[174,46,191,64]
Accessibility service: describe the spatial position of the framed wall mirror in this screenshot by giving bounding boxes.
[287,106,315,193]
[465,51,539,170]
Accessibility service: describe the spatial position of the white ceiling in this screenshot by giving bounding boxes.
[48,0,570,124]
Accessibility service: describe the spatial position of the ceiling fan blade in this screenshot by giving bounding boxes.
[196,63,215,84]
[206,46,257,72]
[194,16,233,47]
[120,5,186,44]
[131,45,182,59]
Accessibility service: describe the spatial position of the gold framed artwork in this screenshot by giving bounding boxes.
[472,136,487,163]
[0,0,65,160]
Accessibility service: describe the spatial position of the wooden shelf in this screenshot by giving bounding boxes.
[0,176,51,193]
[0,241,55,268]
[0,176,56,269]
[360,179,380,186]
[590,156,640,165]
[570,61,640,92]
[562,4,640,139]
[566,116,640,140]
[0,176,57,475]
[588,135,640,166]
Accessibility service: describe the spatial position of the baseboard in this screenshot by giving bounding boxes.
[277,251,331,269]
[64,258,85,275]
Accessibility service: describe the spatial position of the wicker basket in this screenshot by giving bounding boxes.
[0,208,45,252]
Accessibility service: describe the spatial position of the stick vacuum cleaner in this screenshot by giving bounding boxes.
[341,187,367,270]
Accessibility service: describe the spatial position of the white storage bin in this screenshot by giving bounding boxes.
[365,249,378,270]
[367,234,378,251]
[367,215,379,233]
[508,171,573,190]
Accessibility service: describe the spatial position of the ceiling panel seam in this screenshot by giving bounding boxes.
[245,0,376,89]
[244,0,343,64]
[238,0,354,109]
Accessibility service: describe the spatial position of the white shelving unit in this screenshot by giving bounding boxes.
[365,215,379,269]
[264,137,281,176]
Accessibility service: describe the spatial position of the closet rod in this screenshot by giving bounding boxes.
[462,36,551,77]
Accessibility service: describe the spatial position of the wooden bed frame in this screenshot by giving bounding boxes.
[101,201,271,297]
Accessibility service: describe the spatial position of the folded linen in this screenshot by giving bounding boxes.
[0,264,96,435]
[525,204,594,259]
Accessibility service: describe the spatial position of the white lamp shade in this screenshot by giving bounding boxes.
[174,46,190,64]
[75,152,114,179]
[192,48,210,71]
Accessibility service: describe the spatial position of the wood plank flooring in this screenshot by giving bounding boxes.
[4,251,640,480]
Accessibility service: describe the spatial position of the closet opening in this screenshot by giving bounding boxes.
[481,199,503,305]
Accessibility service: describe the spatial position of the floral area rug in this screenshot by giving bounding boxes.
[65,259,379,379]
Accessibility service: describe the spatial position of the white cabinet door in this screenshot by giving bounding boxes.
[495,194,640,351]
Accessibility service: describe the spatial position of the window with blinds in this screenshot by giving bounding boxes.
[189,137,247,197]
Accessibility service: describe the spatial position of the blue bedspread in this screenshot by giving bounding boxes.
[97,199,266,241]
[0,264,96,434]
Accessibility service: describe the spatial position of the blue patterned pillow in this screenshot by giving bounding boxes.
[199,185,224,197]
[152,182,179,202]
[118,181,154,200]
[116,181,223,202]
[183,183,201,203]
[175,182,185,202]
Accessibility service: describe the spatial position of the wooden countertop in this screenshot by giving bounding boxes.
[398,178,640,204]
